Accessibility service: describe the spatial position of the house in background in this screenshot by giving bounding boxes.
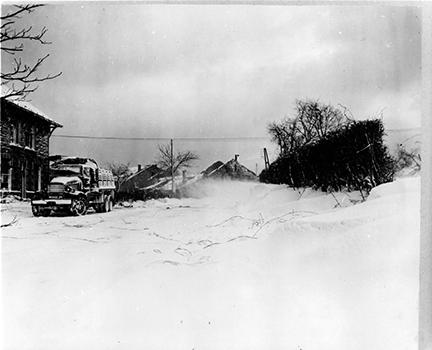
[176,155,258,198]
[118,164,168,196]
[202,155,257,181]
[0,98,62,198]
[201,161,225,177]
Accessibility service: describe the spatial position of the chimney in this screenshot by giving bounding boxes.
[234,154,239,162]
[137,164,142,172]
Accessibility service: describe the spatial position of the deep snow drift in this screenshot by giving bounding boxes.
[1,177,420,350]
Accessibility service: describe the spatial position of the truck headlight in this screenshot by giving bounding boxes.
[64,185,75,193]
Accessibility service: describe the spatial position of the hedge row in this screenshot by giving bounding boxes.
[260,119,395,192]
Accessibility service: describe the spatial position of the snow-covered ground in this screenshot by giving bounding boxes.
[1,177,420,350]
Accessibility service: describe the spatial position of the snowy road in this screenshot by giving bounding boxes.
[1,178,420,350]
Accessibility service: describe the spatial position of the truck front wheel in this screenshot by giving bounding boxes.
[108,196,113,212]
[70,197,88,216]
[32,206,42,217]
[32,206,51,217]
[41,209,52,217]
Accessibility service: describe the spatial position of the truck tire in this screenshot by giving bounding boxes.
[41,209,52,217]
[108,196,113,212]
[70,197,88,216]
[103,195,113,212]
[32,206,51,217]
[32,206,42,217]
[95,202,104,213]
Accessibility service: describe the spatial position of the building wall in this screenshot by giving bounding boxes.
[1,99,55,197]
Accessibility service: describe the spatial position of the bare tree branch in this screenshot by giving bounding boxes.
[2,54,62,82]
[156,143,199,174]
[157,144,173,170]
[173,150,199,173]
[1,25,51,49]
[1,4,44,21]
[1,83,39,101]
[1,4,62,100]
[106,162,132,184]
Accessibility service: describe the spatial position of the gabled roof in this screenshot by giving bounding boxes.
[202,161,225,176]
[123,164,166,183]
[1,96,62,128]
[202,158,257,180]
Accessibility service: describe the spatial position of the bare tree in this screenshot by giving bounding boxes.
[157,143,199,175]
[106,162,132,184]
[268,99,350,155]
[294,100,348,144]
[1,4,62,100]
[395,143,421,172]
[268,117,300,155]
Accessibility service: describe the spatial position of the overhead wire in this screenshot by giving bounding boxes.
[51,127,421,142]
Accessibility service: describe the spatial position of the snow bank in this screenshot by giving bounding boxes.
[368,176,420,200]
[1,177,420,350]
[180,178,261,200]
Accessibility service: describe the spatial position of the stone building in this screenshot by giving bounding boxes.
[1,98,62,198]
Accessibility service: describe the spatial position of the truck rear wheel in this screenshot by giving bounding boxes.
[71,197,88,216]
[95,204,104,213]
[103,195,112,212]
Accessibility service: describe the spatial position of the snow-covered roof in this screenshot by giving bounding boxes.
[52,157,98,169]
[124,164,165,183]
[201,158,257,180]
[207,163,225,177]
[1,94,62,127]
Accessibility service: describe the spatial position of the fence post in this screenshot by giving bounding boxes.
[263,148,270,170]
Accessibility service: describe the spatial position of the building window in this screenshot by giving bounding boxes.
[32,126,36,149]
[24,129,33,148]
[37,166,42,191]
[1,173,10,190]
[11,122,18,144]
[10,158,19,191]
[1,157,11,191]
[26,160,36,191]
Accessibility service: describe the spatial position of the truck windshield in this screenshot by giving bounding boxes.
[52,165,82,174]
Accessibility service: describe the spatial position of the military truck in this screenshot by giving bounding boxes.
[31,157,116,216]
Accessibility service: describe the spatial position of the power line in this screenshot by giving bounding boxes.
[51,127,421,142]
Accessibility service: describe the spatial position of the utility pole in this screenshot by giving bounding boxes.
[171,138,175,196]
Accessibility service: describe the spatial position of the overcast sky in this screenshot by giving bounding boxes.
[1,3,422,171]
